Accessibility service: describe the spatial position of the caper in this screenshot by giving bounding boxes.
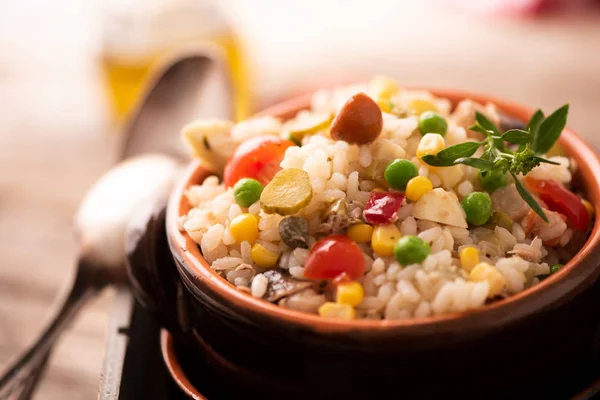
[483,211,513,231]
[279,216,310,249]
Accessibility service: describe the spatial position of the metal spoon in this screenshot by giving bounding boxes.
[0,48,233,398]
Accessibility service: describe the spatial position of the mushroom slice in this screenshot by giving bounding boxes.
[413,188,468,228]
[263,269,318,303]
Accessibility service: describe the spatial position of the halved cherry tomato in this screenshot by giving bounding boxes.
[524,177,590,231]
[363,192,406,225]
[223,135,295,187]
[304,235,365,280]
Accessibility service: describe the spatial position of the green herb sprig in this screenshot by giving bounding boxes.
[420,104,569,222]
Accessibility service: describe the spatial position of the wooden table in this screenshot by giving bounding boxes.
[1,2,600,398]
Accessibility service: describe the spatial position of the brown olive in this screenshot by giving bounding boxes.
[330,92,383,144]
[279,216,310,249]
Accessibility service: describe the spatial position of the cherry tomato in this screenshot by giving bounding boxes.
[363,192,406,225]
[525,177,590,231]
[304,235,365,280]
[223,135,295,187]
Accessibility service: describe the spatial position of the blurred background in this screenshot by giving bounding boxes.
[1,0,599,398]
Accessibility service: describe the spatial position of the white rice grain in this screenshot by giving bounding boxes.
[234,277,249,287]
[251,274,269,298]
[228,204,242,221]
[371,258,386,275]
[387,264,401,281]
[431,282,453,315]
[419,227,443,244]
[448,226,470,239]
[347,171,359,201]
[373,273,388,286]
[396,203,414,222]
[289,266,306,279]
[469,281,489,308]
[359,145,373,167]
[457,180,473,197]
[414,302,432,318]
[222,228,236,246]
[397,280,421,303]
[377,282,396,303]
[213,257,244,271]
[512,223,526,241]
[400,216,418,236]
[201,224,225,252]
[241,241,252,264]
[396,264,419,281]
[248,201,261,215]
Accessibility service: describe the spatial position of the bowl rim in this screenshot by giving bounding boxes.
[167,87,600,334]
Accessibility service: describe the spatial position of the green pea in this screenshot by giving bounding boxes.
[384,159,418,190]
[539,264,564,281]
[233,178,264,207]
[418,111,448,136]
[461,192,493,226]
[478,170,508,193]
[394,235,431,266]
[550,264,564,274]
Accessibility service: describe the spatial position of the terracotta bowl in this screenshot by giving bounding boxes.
[158,89,600,398]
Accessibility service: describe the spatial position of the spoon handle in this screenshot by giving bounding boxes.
[1,350,50,400]
[0,262,105,398]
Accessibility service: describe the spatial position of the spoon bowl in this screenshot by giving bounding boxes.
[0,48,233,398]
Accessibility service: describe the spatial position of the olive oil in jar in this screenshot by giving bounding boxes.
[100,0,249,122]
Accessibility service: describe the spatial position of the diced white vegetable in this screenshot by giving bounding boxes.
[437,165,464,189]
[181,119,236,171]
[412,188,467,228]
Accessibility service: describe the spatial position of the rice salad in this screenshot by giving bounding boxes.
[179,77,593,321]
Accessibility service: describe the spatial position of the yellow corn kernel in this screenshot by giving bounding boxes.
[406,176,433,202]
[416,133,446,158]
[469,262,506,298]
[251,243,279,269]
[582,199,594,217]
[229,213,258,243]
[347,224,374,243]
[370,75,399,99]
[377,99,392,113]
[318,302,356,320]
[371,224,401,257]
[459,247,480,272]
[408,99,438,116]
[336,281,364,307]
[372,187,386,193]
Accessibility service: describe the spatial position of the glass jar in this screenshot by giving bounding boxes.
[99,0,248,122]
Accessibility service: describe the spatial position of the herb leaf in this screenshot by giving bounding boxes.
[512,173,548,222]
[420,141,482,166]
[531,104,569,154]
[475,112,500,136]
[454,157,494,170]
[527,109,545,137]
[420,155,456,167]
[470,123,494,136]
[476,112,505,151]
[502,129,531,145]
[531,156,560,166]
